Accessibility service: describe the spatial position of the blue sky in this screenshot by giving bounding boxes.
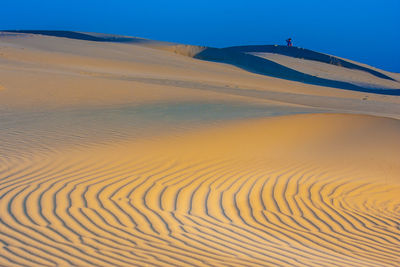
[2,0,399,72]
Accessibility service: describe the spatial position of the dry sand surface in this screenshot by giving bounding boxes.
[0,32,400,266]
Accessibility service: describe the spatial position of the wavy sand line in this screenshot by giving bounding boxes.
[1,159,396,263]
[1,114,399,266]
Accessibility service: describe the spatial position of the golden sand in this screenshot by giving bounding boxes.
[0,32,399,266]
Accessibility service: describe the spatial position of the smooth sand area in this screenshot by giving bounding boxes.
[0,32,400,266]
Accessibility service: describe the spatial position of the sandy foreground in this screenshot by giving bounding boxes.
[0,32,400,266]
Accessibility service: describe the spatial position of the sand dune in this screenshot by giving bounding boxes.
[192,47,400,95]
[5,31,399,95]
[0,32,400,266]
[250,52,400,90]
[2,30,167,45]
[226,45,395,81]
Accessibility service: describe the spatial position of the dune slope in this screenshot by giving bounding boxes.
[193,48,400,95]
[226,45,395,81]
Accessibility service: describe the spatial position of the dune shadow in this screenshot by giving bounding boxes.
[226,45,395,81]
[3,30,399,95]
[2,30,152,44]
[194,48,400,96]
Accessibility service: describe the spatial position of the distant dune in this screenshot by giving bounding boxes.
[3,30,400,95]
[0,31,399,266]
[226,45,395,81]
[192,47,400,95]
[2,30,161,44]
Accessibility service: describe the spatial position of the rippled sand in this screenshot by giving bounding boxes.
[1,32,400,266]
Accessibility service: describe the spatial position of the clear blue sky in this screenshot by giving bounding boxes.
[2,0,399,72]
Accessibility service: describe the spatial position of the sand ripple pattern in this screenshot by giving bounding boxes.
[0,149,399,267]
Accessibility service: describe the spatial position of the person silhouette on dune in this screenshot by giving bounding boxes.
[286,38,293,47]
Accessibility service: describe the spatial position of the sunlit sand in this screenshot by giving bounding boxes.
[1,31,399,266]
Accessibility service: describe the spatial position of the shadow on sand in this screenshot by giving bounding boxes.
[194,47,400,95]
[2,30,153,44]
[226,45,395,81]
[3,31,399,95]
